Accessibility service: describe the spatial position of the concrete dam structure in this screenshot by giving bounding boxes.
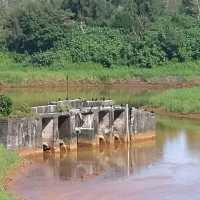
[0,99,156,150]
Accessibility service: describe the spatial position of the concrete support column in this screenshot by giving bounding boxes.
[53,117,59,147]
[69,115,78,150]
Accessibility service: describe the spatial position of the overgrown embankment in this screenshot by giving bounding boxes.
[147,87,200,119]
[0,51,200,87]
[0,145,21,200]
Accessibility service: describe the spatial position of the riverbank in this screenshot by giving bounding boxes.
[149,87,200,113]
[0,145,21,200]
[0,60,200,88]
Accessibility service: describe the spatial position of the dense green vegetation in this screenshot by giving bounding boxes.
[0,95,12,117]
[0,0,200,70]
[0,50,200,85]
[149,87,200,113]
[0,145,20,200]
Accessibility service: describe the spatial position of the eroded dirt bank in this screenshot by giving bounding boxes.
[1,78,200,91]
[145,107,200,121]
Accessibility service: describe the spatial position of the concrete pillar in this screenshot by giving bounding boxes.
[69,114,78,150]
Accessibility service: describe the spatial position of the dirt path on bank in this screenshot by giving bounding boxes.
[0,78,200,91]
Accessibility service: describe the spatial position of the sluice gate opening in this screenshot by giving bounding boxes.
[98,110,111,135]
[58,116,70,143]
[42,118,54,145]
[113,109,126,135]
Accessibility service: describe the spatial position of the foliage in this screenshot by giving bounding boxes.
[56,104,71,113]
[10,103,33,118]
[66,26,125,67]
[0,1,200,68]
[180,0,199,16]
[0,95,12,117]
[6,1,73,54]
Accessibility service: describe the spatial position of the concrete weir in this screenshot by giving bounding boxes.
[0,99,156,150]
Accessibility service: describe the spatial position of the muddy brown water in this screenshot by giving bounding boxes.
[8,116,200,200]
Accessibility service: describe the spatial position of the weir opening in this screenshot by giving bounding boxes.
[98,110,110,135]
[113,109,125,134]
[42,118,54,145]
[58,116,70,142]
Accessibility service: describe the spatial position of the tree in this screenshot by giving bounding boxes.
[61,0,115,26]
[112,0,164,36]
[181,0,200,18]
[6,1,73,53]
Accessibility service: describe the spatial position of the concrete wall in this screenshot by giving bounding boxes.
[7,118,42,150]
[130,108,155,136]
[77,111,96,146]
[0,120,8,147]
[0,99,156,150]
[32,100,113,115]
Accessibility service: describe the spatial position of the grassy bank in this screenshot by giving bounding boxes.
[149,87,200,113]
[0,145,21,200]
[0,52,200,86]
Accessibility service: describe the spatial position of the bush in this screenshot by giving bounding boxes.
[11,103,32,117]
[30,49,73,67]
[30,51,58,66]
[0,95,12,117]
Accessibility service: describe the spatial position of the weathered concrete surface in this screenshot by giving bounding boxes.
[7,118,42,150]
[0,120,8,147]
[0,99,156,150]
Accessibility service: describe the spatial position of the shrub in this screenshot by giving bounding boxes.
[11,103,32,117]
[30,51,58,66]
[0,95,12,117]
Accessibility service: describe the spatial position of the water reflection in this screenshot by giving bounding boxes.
[25,116,200,183]
[37,141,157,182]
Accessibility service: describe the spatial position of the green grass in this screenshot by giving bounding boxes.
[0,51,200,85]
[0,145,21,200]
[149,87,200,113]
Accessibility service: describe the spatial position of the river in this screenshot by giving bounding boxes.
[3,87,200,200]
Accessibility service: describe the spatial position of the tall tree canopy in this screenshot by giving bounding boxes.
[1,0,200,68]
